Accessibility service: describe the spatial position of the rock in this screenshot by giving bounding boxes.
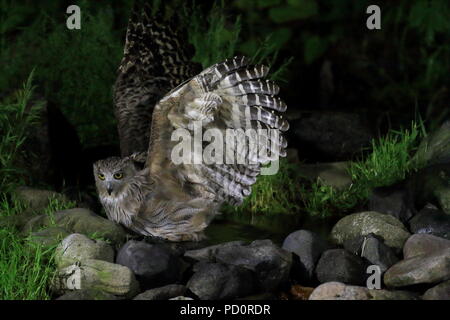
[309,282,370,300]
[422,280,450,300]
[22,208,128,245]
[282,230,328,283]
[315,249,368,285]
[409,204,450,239]
[133,284,186,300]
[184,241,246,262]
[384,248,450,287]
[116,240,185,290]
[170,296,194,300]
[330,211,410,251]
[349,234,399,272]
[309,282,419,300]
[293,112,373,162]
[367,289,420,300]
[403,234,450,259]
[187,262,255,300]
[296,162,352,190]
[436,186,450,216]
[27,227,70,247]
[56,289,120,300]
[14,186,70,213]
[412,120,450,167]
[53,259,139,298]
[214,240,293,291]
[55,233,114,268]
[406,164,450,215]
[369,183,413,223]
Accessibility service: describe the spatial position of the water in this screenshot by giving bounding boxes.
[204,211,338,246]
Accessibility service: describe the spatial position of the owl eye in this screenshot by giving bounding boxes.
[114,173,123,180]
[98,173,105,180]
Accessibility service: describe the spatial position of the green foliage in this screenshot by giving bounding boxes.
[0,196,58,300]
[0,72,42,194]
[0,2,122,147]
[223,159,302,216]
[228,121,427,219]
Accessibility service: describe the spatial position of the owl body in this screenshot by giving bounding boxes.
[94,5,289,242]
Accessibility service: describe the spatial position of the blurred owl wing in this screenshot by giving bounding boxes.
[114,3,202,157]
[146,56,289,205]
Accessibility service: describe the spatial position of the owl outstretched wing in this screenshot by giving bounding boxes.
[114,3,202,157]
[145,56,289,206]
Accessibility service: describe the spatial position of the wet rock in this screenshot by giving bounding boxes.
[296,162,352,190]
[116,240,185,290]
[53,259,139,298]
[309,282,370,300]
[343,234,399,272]
[27,227,70,247]
[214,240,293,291]
[369,184,413,223]
[56,289,120,300]
[384,248,450,287]
[422,280,450,300]
[409,204,450,239]
[403,234,450,259]
[412,120,450,167]
[315,249,368,285]
[22,208,128,245]
[133,284,186,300]
[330,211,410,251]
[55,233,114,268]
[293,112,373,161]
[187,262,255,300]
[282,230,328,283]
[14,186,69,213]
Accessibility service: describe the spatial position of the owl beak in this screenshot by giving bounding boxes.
[107,183,113,195]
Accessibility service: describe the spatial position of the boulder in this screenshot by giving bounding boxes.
[315,249,368,285]
[56,289,120,300]
[343,234,399,271]
[53,259,139,298]
[184,241,246,262]
[296,162,352,190]
[14,186,70,213]
[187,262,255,300]
[330,211,410,251]
[422,280,450,300]
[369,184,413,223]
[133,284,186,300]
[309,282,419,300]
[403,234,450,259]
[384,248,450,287]
[55,233,114,268]
[282,230,329,283]
[309,282,370,300]
[214,240,293,291]
[22,208,128,245]
[409,204,450,239]
[412,120,450,167]
[27,227,70,247]
[116,240,185,290]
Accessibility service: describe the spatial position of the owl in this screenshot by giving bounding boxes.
[94,4,289,241]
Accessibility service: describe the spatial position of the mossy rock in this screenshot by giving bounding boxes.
[412,121,450,167]
[22,208,128,246]
[14,186,70,213]
[330,211,410,251]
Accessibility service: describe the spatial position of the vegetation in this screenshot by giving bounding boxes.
[227,120,427,219]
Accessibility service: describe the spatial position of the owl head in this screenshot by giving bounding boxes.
[93,156,139,197]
